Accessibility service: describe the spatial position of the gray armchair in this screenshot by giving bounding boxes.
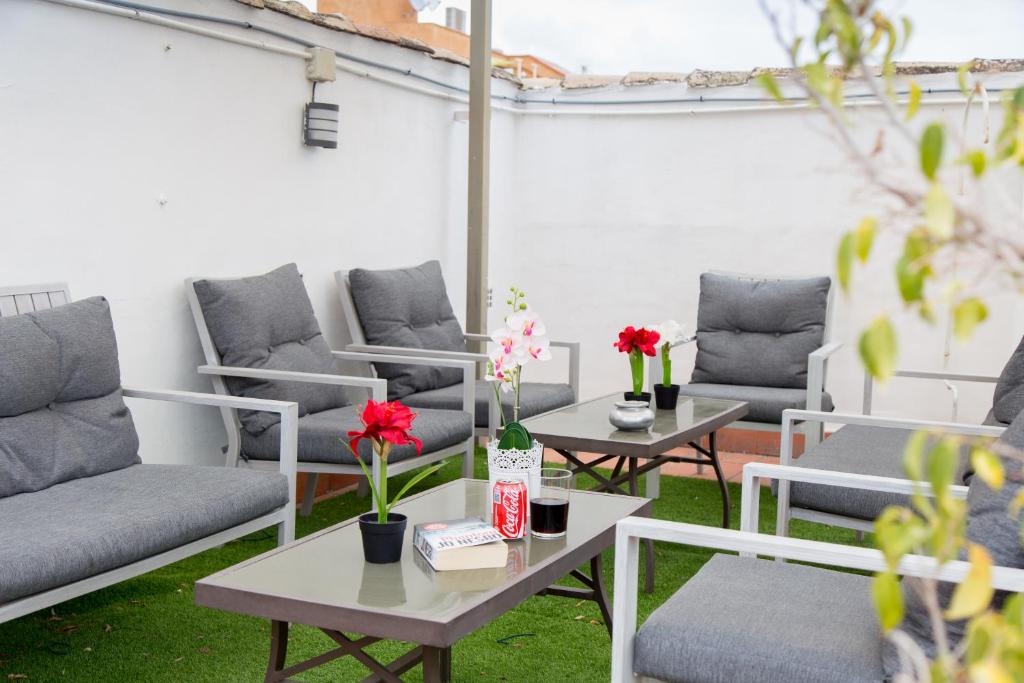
[186,264,476,517]
[644,271,840,497]
[656,271,839,438]
[335,260,580,436]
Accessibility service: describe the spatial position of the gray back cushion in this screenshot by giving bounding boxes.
[692,272,831,389]
[192,263,348,435]
[0,297,140,498]
[348,260,466,400]
[884,408,1024,676]
[992,336,1024,424]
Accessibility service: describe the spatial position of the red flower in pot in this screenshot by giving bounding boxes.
[614,325,661,399]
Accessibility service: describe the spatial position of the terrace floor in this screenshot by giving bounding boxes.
[0,453,863,682]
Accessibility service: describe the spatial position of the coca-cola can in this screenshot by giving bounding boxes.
[492,479,527,539]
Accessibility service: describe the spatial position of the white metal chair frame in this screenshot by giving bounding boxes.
[863,369,1001,422]
[775,408,1005,534]
[185,277,477,517]
[643,271,841,498]
[0,284,298,625]
[611,461,1024,683]
[335,269,582,437]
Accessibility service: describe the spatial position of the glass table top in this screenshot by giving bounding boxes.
[519,393,747,456]
[196,479,649,627]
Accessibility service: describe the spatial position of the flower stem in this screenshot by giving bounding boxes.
[377,441,390,523]
[661,343,672,387]
[514,366,521,422]
[629,350,644,396]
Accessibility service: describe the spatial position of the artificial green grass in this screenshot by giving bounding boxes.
[0,456,867,681]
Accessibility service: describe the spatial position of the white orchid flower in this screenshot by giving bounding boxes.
[485,347,517,392]
[507,308,547,339]
[490,328,526,361]
[525,335,552,362]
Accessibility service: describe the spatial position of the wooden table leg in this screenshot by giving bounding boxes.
[265,620,289,683]
[421,645,451,683]
[628,459,655,593]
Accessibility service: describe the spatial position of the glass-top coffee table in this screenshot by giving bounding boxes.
[195,479,651,683]
[520,394,747,591]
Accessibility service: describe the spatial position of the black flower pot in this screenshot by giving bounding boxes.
[654,384,680,410]
[623,391,652,403]
[358,512,408,564]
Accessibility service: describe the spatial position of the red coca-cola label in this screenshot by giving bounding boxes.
[492,479,527,539]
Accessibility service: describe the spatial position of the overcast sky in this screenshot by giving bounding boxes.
[410,0,1024,74]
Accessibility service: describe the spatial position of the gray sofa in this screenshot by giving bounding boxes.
[0,292,297,624]
[612,411,1024,683]
[776,333,1024,533]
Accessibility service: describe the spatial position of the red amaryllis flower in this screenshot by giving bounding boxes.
[614,326,661,356]
[347,400,422,459]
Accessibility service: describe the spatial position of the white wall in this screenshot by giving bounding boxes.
[0,0,518,464]
[489,75,1024,425]
[3,0,1023,468]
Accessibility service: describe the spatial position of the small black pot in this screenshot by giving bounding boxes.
[358,512,408,564]
[624,391,652,403]
[654,384,681,410]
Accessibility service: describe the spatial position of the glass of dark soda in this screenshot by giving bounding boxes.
[530,468,571,539]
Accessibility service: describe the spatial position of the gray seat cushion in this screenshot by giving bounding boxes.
[677,383,833,424]
[0,464,288,604]
[982,407,1009,427]
[691,273,831,389]
[991,335,1024,424]
[0,297,140,498]
[348,261,467,400]
[402,380,575,428]
[884,409,1024,677]
[192,263,348,435]
[634,554,883,683]
[242,405,473,465]
[784,425,970,521]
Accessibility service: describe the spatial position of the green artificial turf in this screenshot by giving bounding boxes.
[0,456,868,682]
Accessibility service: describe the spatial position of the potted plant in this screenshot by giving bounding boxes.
[650,320,687,410]
[485,287,552,531]
[345,400,446,564]
[486,286,552,451]
[614,325,661,402]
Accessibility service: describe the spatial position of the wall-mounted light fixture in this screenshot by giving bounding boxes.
[304,101,339,148]
[304,46,338,149]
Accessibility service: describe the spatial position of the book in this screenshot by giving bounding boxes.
[413,517,509,571]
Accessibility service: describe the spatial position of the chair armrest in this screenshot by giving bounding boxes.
[806,342,843,415]
[347,343,488,364]
[779,408,1002,467]
[738,462,968,536]
[893,369,1001,383]
[610,516,1024,683]
[198,364,387,401]
[122,387,298,542]
[863,369,1000,415]
[332,351,476,415]
[782,409,1006,439]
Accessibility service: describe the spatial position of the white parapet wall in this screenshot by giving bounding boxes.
[488,70,1024,428]
[3,0,1023,466]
